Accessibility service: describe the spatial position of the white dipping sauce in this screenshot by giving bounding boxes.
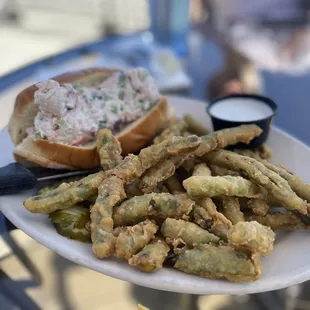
[209,98,274,122]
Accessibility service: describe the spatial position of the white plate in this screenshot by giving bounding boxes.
[1,96,310,295]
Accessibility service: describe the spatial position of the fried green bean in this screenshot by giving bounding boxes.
[153,119,188,144]
[113,193,194,226]
[228,221,275,255]
[183,175,262,198]
[192,163,211,176]
[183,114,209,136]
[245,213,300,231]
[233,144,273,161]
[195,197,232,240]
[125,179,143,198]
[181,157,200,173]
[38,176,85,195]
[97,129,122,171]
[235,149,310,202]
[141,124,261,190]
[24,172,106,214]
[129,237,170,272]
[205,150,308,214]
[161,218,220,246]
[192,206,213,230]
[219,197,244,224]
[164,175,184,194]
[261,161,310,202]
[91,176,126,259]
[139,156,185,193]
[191,162,231,239]
[194,125,262,157]
[114,219,158,260]
[247,198,270,216]
[107,135,201,184]
[209,164,240,177]
[174,244,262,282]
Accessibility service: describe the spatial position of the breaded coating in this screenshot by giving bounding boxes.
[262,161,310,203]
[209,164,240,177]
[96,129,122,171]
[227,221,275,256]
[247,198,270,217]
[91,176,126,259]
[161,218,220,246]
[192,163,211,176]
[174,244,262,282]
[194,125,262,157]
[114,219,158,260]
[153,119,188,144]
[125,179,143,198]
[24,172,105,214]
[195,197,232,240]
[219,197,244,224]
[233,144,272,161]
[245,212,300,231]
[139,156,185,193]
[113,193,194,226]
[107,135,201,184]
[205,150,308,214]
[183,175,262,198]
[183,114,209,136]
[164,175,184,194]
[129,237,170,272]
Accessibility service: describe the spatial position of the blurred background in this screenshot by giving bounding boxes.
[1,0,310,309]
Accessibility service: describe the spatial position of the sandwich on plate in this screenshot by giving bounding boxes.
[8,68,170,170]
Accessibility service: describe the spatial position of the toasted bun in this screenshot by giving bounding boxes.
[9,68,170,170]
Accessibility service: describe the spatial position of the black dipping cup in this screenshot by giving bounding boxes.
[207,94,277,148]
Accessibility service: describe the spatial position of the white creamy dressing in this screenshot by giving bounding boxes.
[30,68,160,145]
[209,98,273,122]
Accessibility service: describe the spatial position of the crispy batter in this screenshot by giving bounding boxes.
[209,164,240,177]
[183,114,209,136]
[181,157,201,173]
[195,197,232,240]
[129,237,170,272]
[236,149,310,202]
[24,172,105,214]
[113,193,194,226]
[227,221,275,256]
[194,125,262,157]
[125,179,143,198]
[96,129,122,171]
[219,197,244,224]
[161,218,220,246]
[114,219,158,260]
[191,162,232,239]
[183,175,262,198]
[174,244,262,282]
[262,161,310,203]
[164,175,184,194]
[192,163,211,176]
[205,150,308,214]
[245,212,300,231]
[91,176,126,259]
[233,144,273,161]
[247,199,270,217]
[107,135,201,184]
[139,156,185,193]
[153,119,188,144]
[192,206,213,230]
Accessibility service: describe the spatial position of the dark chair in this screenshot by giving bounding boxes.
[0,213,41,309]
